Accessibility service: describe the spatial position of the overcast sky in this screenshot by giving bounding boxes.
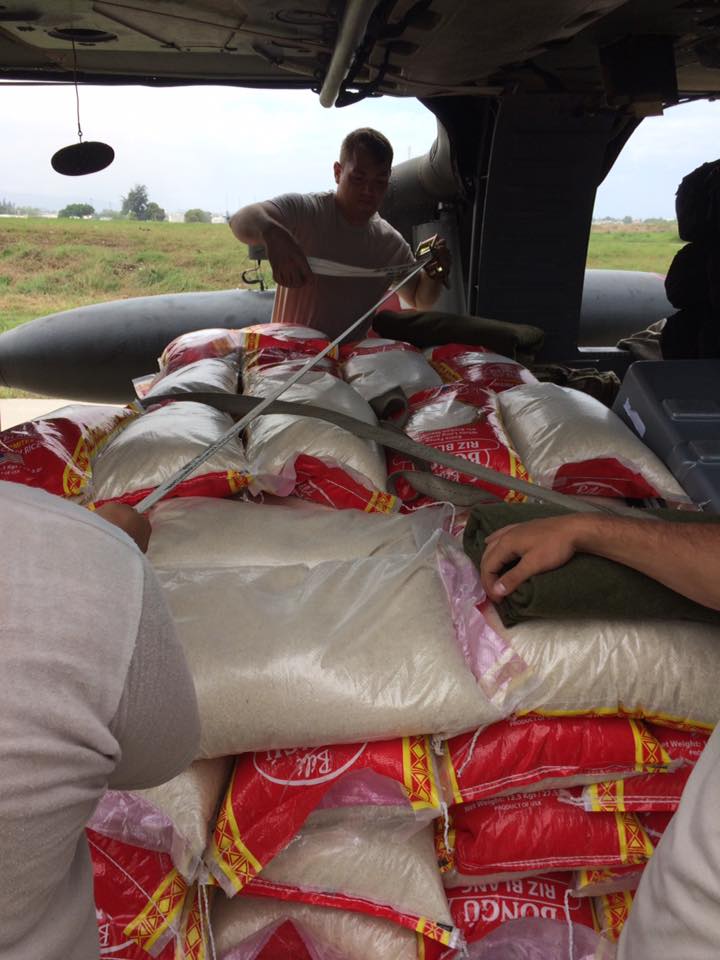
[2,82,720,218]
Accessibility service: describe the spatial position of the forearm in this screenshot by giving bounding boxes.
[399,271,444,309]
[229,202,290,245]
[570,514,720,611]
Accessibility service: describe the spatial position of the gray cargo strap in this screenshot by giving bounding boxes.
[140,391,644,517]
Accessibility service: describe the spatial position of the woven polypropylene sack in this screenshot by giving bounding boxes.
[498,382,688,501]
[256,810,452,928]
[89,758,232,882]
[148,497,445,569]
[154,538,509,757]
[341,338,442,402]
[244,370,387,496]
[91,401,251,506]
[481,603,720,729]
[142,356,240,400]
[159,328,242,375]
[213,895,418,960]
[0,404,137,502]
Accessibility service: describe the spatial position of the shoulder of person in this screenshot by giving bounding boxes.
[0,480,146,559]
[372,214,414,258]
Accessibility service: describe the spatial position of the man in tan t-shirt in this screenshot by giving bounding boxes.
[0,482,200,960]
[229,127,451,341]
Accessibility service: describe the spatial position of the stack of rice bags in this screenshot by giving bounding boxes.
[8,323,715,958]
[396,339,716,948]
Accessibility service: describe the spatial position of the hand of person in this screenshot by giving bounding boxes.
[264,223,312,287]
[424,237,452,282]
[95,502,152,553]
[480,516,582,601]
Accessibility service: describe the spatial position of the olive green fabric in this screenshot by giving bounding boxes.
[373,309,544,362]
[463,501,720,627]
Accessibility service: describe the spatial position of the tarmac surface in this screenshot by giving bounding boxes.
[0,398,108,431]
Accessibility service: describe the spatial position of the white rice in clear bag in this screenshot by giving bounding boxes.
[154,536,504,758]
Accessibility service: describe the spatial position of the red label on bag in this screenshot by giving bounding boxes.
[449,875,595,941]
[242,324,339,374]
[649,723,710,764]
[452,789,654,879]
[93,467,251,509]
[159,328,241,375]
[552,459,662,499]
[584,767,692,813]
[240,877,458,949]
[444,716,670,805]
[0,406,136,499]
[209,737,440,897]
[387,383,530,506]
[88,829,185,959]
[292,454,397,514]
[573,864,645,897]
[594,889,635,942]
[429,344,536,393]
[638,811,674,843]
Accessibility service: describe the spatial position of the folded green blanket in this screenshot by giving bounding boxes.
[463,502,720,627]
[373,309,544,362]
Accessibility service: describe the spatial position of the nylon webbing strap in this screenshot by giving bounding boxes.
[138,391,645,518]
[133,255,431,513]
[307,256,418,283]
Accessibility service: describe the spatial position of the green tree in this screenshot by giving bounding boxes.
[121,184,149,220]
[58,202,95,218]
[184,208,212,223]
[146,201,167,222]
[0,198,16,214]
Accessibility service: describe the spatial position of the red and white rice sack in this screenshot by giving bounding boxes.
[445,789,653,886]
[428,344,538,393]
[88,829,186,959]
[577,726,708,813]
[158,327,242,376]
[148,496,445,570]
[386,383,531,506]
[573,865,645,898]
[0,404,136,501]
[243,368,394,512]
[89,758,231,884]
[422,875,597,960]
[140,355,240,401]
[208,737,441,897]
[237,811,457,949]
[481,601,720,730]
[497,382,688,501]
[340,337,441,402]
[153,535,528,758]
[441,716,671,805]
[91,401,251,506]
[213,895,420,960]
[240,324,339,382]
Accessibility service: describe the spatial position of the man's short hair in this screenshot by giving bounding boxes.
[339,128,394,168]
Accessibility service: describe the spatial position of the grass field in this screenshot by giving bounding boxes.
[0,217,683,397]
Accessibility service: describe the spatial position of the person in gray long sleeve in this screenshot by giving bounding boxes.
[0,481,200,960]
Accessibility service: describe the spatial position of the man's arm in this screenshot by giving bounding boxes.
[480,513,720,611]
[229,201,311,287]
[398,237,452,309]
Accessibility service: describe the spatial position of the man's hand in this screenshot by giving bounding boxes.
[480,516,582,600]
[423,237,451,283]
[264,223,312,288]
[95,503,152,553]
